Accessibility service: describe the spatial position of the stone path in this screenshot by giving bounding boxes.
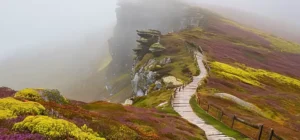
[172,52,235,140]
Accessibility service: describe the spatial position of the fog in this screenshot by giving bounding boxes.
[0,0,299,101]
[185,0,300,42]
[0,0,117,95]
[185,0,300,25]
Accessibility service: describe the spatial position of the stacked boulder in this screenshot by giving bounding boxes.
[133,30,165,60]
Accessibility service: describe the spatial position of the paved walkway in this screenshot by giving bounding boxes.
[173,52,235,140]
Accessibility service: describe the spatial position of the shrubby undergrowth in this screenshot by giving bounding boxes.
[211,61,300,91]
[13,115,105,140]
[0,97,45,119]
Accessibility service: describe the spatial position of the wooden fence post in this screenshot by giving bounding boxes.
[231,115,236,128]
[219,111,223,122]
[268,128,274,140]
[257,124,264,140]
[207,104,210,113]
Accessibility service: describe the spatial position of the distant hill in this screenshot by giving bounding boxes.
[198,4,300,43]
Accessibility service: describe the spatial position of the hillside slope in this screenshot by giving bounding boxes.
[129,4,300,140]
[177,10,300,140]
[0,87,206,140]
[0,1,299,140]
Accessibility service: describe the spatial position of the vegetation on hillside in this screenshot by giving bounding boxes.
[1,2,300,139]
[210,61,300,91]
[13,115,104,140]
[223,19,300,54]
[165,8,300,139]
[0,87,206,140]
[190,96,249,140]
[0,97,45,119]
[15,88,68,104]
[197,61,300,139]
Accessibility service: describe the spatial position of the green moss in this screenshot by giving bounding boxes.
[165,56,198,83]
[211,62,261,87]
[211,61,300,91]
[0,97,45,119]
[14,88,42,101]
[83,101,126,112]
[13,115,105,140]
[133,89,172,108]
[150,43,166,50]
[135,53,153,71]
[190,96,248,140]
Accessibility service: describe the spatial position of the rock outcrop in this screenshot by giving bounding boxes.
[105,0,207,101]
[133,30,162,60]
[162,76,183,88]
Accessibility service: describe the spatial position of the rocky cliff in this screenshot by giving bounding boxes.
[106,0,208,101]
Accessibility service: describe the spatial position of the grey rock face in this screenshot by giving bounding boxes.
[131,58,159,96]
[131,73,140,94]
[160,57,171,65]
[154,80,162,90]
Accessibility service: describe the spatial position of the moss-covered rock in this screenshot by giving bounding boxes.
[162,76,183,88]
[134,29,162,60]
[149,43,166,56]
[13,115,105,140]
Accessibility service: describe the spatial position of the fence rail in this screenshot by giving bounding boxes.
[196,95,285,140]
[173,41,285,140]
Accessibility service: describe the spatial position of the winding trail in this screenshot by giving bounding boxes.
[172,52,235,140]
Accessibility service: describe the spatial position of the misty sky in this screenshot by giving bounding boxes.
[0,0,299,92]
[0,0,117,61]
[1,0,299,61]
[187,0,300,26]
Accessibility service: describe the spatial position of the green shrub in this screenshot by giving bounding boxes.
[13,115,105,140]
[14,88,42,101]
[14,88,68,104]
[41,89,69,104]
[105,125,138,139]
[0,109,15,120]
[0,97,45,119]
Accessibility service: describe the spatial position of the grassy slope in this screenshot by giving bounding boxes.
[133,32,201,115]
[0,87,206,140]
[190,96,248,140]
[177,10,300,139]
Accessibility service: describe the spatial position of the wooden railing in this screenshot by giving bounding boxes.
[170,85,186,108]
[173,41,285,139]
[196,95,285,140]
